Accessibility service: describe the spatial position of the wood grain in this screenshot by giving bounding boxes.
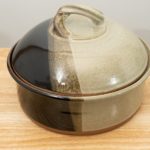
[0,48,150,150]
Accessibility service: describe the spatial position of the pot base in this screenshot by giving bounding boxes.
[26,105,141,135]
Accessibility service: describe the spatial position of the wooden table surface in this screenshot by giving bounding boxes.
[1,48,150,150]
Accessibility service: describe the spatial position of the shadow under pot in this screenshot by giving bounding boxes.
[7,5,150,135]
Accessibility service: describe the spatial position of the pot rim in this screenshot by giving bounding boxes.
[7,40,150,101]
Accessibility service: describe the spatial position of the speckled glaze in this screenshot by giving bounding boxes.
[7,5,150,134]
[48,5,148,95]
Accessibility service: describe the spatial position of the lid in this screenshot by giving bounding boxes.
[10,5,149,96]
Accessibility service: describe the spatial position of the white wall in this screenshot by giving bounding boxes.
[0,0,150,47]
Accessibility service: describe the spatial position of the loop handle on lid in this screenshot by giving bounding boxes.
[53,5,106,40]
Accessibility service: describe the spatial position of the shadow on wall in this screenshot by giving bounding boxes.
[0,31,12,47]
[135,29,150,45]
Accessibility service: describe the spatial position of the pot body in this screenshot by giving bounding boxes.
[17,82,144,134]
[7,5,150,135]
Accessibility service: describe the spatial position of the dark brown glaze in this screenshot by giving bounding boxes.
[12,20,51,90]
[11,19,81,95]
[17,85,83,132]
[17,84,141,135]
[31,106,141,136]
[17,82,141,135]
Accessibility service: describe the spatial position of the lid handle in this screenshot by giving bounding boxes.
[53,5,106,40]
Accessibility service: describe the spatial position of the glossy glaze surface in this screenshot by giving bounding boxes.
[12,20,50,90]
[7,5,150,134]
[11,5,149,96]
[17,82,143,133]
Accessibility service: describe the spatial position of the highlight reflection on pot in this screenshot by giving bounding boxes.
[7,4,150,134]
